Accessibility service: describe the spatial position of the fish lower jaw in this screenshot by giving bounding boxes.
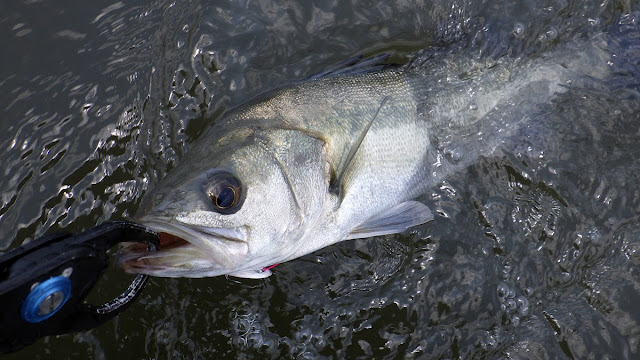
[119,252,274,279]
[117,242,230,278]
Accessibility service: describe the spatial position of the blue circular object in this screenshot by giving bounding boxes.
[21,276,72,323]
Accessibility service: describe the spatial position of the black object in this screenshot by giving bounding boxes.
[0,221,158,353]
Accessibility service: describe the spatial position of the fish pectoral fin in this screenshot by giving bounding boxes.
[345,201,434,240]
[228,269,273,279]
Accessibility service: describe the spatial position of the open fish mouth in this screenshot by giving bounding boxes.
[118,219,249,278]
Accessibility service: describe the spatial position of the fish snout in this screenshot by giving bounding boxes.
[138,189,207,217]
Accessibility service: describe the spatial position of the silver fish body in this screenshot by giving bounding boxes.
[120,35,611,278]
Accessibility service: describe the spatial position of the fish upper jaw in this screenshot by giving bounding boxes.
[118,217,255,278]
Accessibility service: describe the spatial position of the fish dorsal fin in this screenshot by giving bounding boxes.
[307,53,391,80]
[345,201,434,240]
[330,96,390,200]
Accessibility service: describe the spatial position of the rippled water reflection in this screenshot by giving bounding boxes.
[2,0,640,359]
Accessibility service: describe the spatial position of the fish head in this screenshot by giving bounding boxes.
[119,127,332,278]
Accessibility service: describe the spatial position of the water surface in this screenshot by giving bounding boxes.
[1,0,640,358]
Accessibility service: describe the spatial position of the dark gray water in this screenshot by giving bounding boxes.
[2,0,640,358]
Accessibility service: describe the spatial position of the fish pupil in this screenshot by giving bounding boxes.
[215,187,236,209]
[204,171,244,214]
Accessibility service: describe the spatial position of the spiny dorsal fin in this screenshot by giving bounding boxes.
[306,54,391,80]
[330,96,390,200]
[345,201,434,240]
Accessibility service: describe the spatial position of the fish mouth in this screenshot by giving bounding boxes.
[118,219,249,278]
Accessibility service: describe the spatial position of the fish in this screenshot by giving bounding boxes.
[119,29,616,279]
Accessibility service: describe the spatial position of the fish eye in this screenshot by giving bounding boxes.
[204,171,244,214]
[214,187,236,209]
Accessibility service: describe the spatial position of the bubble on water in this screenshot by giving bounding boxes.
[587,227,601,242]
[496,282,531,327]
[246,332,263,348]
[497,282,511,299]
[546,27,558,40]
[468,102,478,110]
[513,23,525,37]
[296,327,312,342]
[444,146,463,163]
[524,287,534,296]
[479,327,510,350]
[230,309,268,349]
[517,296,530,316]
[482,331,498,349]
